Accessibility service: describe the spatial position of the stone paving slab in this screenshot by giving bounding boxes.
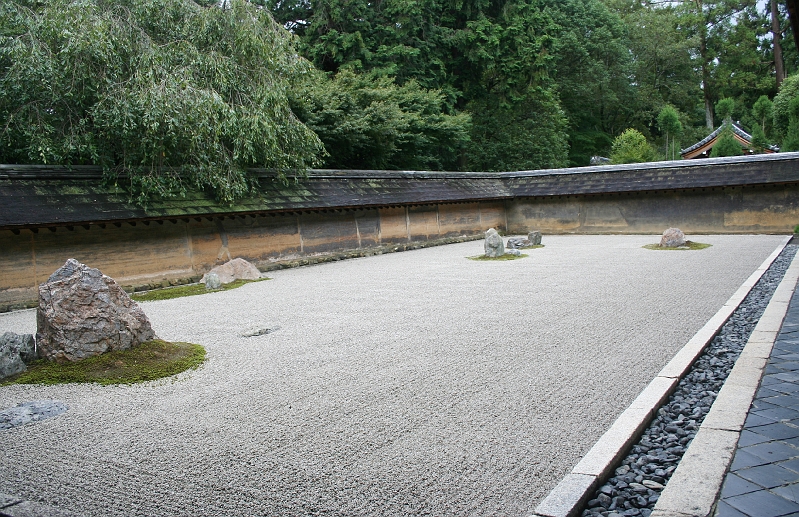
[715,282,799,517]
[0,235,788,517]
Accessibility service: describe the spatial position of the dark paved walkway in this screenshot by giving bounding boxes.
[717,285,799,516]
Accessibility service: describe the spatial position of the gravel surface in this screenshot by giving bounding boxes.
[0,234,788,517]
[580,244,799,517]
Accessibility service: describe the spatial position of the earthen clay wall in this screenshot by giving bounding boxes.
[0,203,506,310]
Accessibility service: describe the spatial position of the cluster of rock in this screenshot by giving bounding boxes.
[659,228,686,248]
[202,257,261,289]
[506,231,542,249]
[484,229,543,257]
[1,256,266,379]
[580,244,799,517]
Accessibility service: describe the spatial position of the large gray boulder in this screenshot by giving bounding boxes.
[0,332,35,380]
[484,228,505,257]
[201,258,261,286]
[660,228,686,248]
[528,231,542,246]
[36,259,156,363]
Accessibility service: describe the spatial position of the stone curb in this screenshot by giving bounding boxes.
[531,236,793,517]
[650,239,799,517]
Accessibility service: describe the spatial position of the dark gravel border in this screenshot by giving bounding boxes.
[580,244,799,517]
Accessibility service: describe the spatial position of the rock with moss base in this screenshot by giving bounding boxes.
[36,259,156,363]
[660,228,686,248]
[201,258,261,286]
[484,228,504,257]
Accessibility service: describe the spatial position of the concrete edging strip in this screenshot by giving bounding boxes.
[650,240,799,517]
[532,236,793,517]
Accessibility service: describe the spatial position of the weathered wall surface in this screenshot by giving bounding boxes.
[0,203,505,310]
[506,185,799,235]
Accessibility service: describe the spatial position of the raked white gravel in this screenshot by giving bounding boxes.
[0,234,787,516]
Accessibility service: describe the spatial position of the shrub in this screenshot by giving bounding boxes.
[610,129,656,164]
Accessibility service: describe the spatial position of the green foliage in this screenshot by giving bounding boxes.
[781,96,799,151]
[267,0,629,170]
[610,129,655,164]
[710,124,743,157]
[749,124,770,153]
[291,70,471,170]
[715,98,736,121]
[657,105,683,160]
[466,90,569,171]
[0,0,324,203]
[752,95,773,134]
[773,74,799,138]
[3,340,206,385]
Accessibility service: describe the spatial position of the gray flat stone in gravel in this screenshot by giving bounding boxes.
[0,501,80,517]
[0,235,788,517]
[0,495,22,509]
[0,401,68,430]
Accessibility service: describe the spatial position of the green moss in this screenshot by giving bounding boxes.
[467,253,529,261]
[1,340,206,386]
[518,244,544,250]
[643,241,712,251]
[132,277,269,302]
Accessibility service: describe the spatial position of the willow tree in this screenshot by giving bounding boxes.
[0,0,325,203]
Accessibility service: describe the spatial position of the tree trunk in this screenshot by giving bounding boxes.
[699,8,713,129]
[772,0,785,89]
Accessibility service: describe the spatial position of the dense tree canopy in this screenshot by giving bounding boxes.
[1,0,796,201]
[0,0,330,203]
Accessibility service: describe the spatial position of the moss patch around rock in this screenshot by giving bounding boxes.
[2,340,206,386]
[467,254,529,261]
[131,277,270,302]
[642,241,712,251]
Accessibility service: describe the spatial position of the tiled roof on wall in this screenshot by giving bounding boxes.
[2,153,799,229]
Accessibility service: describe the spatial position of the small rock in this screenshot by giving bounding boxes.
[205,272,222,290]
[0,336,26,380]
[484,228,504,257]
[615,465,630,476]
[597,493,612,507]
[642,480,664,490]
[201,257,261,286]
[659,228,686,248]
[505,249,521,256]
[528,231,542,245]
